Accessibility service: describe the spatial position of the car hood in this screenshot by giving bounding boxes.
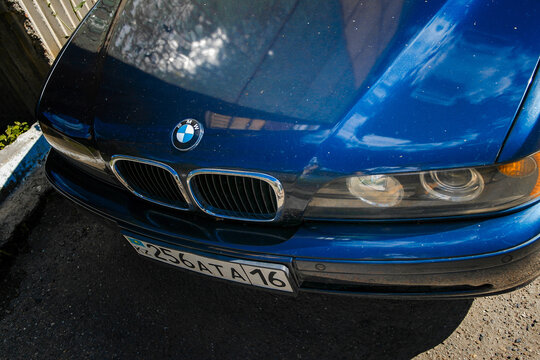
[91,0,539,177]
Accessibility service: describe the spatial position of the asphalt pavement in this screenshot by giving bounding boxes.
[0,192,538,359]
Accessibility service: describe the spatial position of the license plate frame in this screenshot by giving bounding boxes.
[124,236,295,293]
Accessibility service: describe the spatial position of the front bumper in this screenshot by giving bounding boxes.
[45,150,540,298]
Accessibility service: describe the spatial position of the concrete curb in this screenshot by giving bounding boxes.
[0,165,51,248]
[0,123,51,247]
[0,123,50,202]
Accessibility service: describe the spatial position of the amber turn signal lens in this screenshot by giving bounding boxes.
[498,157,537,178]
[530,153,540,197]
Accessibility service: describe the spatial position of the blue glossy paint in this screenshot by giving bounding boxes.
[315,0,539,174]
[83,0,538,176]
[36,0,121,142]
[38,0,540,175]
[42,112,92,139]
[498,62,540,162]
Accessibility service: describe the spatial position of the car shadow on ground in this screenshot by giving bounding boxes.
[0,194,473,359]
[119,263,473,359]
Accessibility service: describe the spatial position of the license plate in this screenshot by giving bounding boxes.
[124,236,294,292]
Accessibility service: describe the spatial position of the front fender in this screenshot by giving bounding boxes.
[36,0,123,143]
[498,61,540,163]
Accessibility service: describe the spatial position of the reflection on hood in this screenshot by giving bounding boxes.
[108,0,403,123]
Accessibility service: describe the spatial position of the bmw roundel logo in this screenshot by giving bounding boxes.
[171,118,204,151]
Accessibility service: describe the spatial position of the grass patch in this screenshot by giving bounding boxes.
[0,121,30,150]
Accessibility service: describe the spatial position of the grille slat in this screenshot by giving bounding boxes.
[119,162,140,187]
[260,181,274,214]
[241,177,256,214]
[127,163,145,191]
[160,168,182,201]
[233,177,251,215]
[122,162,141,189]
[113,159,189,210]
[269,182,278,210]
[258,182,272,215]
[190,172,280,221]
[249,177,265,214]
[225,176,244,216]
[154,166,171,199]
[218,175,236,211]
[204,176,218,209]
[210,175,229,210]
[200,175,220,209]
[149,165,168,200]
[137,163,157,198]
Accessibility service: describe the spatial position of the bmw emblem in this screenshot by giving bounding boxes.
[171,118,204,151]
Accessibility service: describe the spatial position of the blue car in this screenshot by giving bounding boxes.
[37,0,539,298]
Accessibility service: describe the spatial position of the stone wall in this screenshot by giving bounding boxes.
[0,0,50,130]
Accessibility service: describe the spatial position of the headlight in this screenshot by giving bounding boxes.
[304,151,540,220]
[419,168,484,202]
[346,175,404,207]
[41,124,107,171]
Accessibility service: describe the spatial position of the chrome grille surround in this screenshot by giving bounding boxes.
[110,155,191,211]
[187,169,285,222]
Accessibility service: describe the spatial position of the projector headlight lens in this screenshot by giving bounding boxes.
[420,169,484,202]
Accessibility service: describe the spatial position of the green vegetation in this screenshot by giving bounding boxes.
[42,0,89,35]
[0,122,30,150]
